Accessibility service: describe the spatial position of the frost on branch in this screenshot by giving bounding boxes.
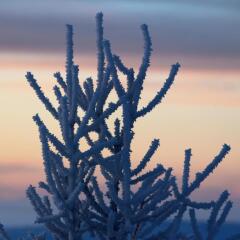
[0,12,237,240]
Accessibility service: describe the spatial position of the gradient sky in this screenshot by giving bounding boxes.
[0,0,239,226]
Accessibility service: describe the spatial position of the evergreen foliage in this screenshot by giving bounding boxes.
[0,12,238,240]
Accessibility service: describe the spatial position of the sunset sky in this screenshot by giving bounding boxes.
[0,0,239,226]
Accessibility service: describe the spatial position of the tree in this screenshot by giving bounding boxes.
[0,12,238,240]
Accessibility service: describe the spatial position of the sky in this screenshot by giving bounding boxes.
[0,0,239,226]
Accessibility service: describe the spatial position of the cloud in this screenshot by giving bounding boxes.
[0,163,39,174]
[0,0,239,70]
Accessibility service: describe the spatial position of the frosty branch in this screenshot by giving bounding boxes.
[0,12,237,240]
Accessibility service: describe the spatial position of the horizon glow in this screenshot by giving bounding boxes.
[0,0,239,226]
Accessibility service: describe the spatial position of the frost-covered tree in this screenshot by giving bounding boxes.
[0,12,238,240]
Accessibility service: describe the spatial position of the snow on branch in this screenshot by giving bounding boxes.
[0,12,236,240]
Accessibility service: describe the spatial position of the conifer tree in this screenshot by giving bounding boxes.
[0,12,238,240]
